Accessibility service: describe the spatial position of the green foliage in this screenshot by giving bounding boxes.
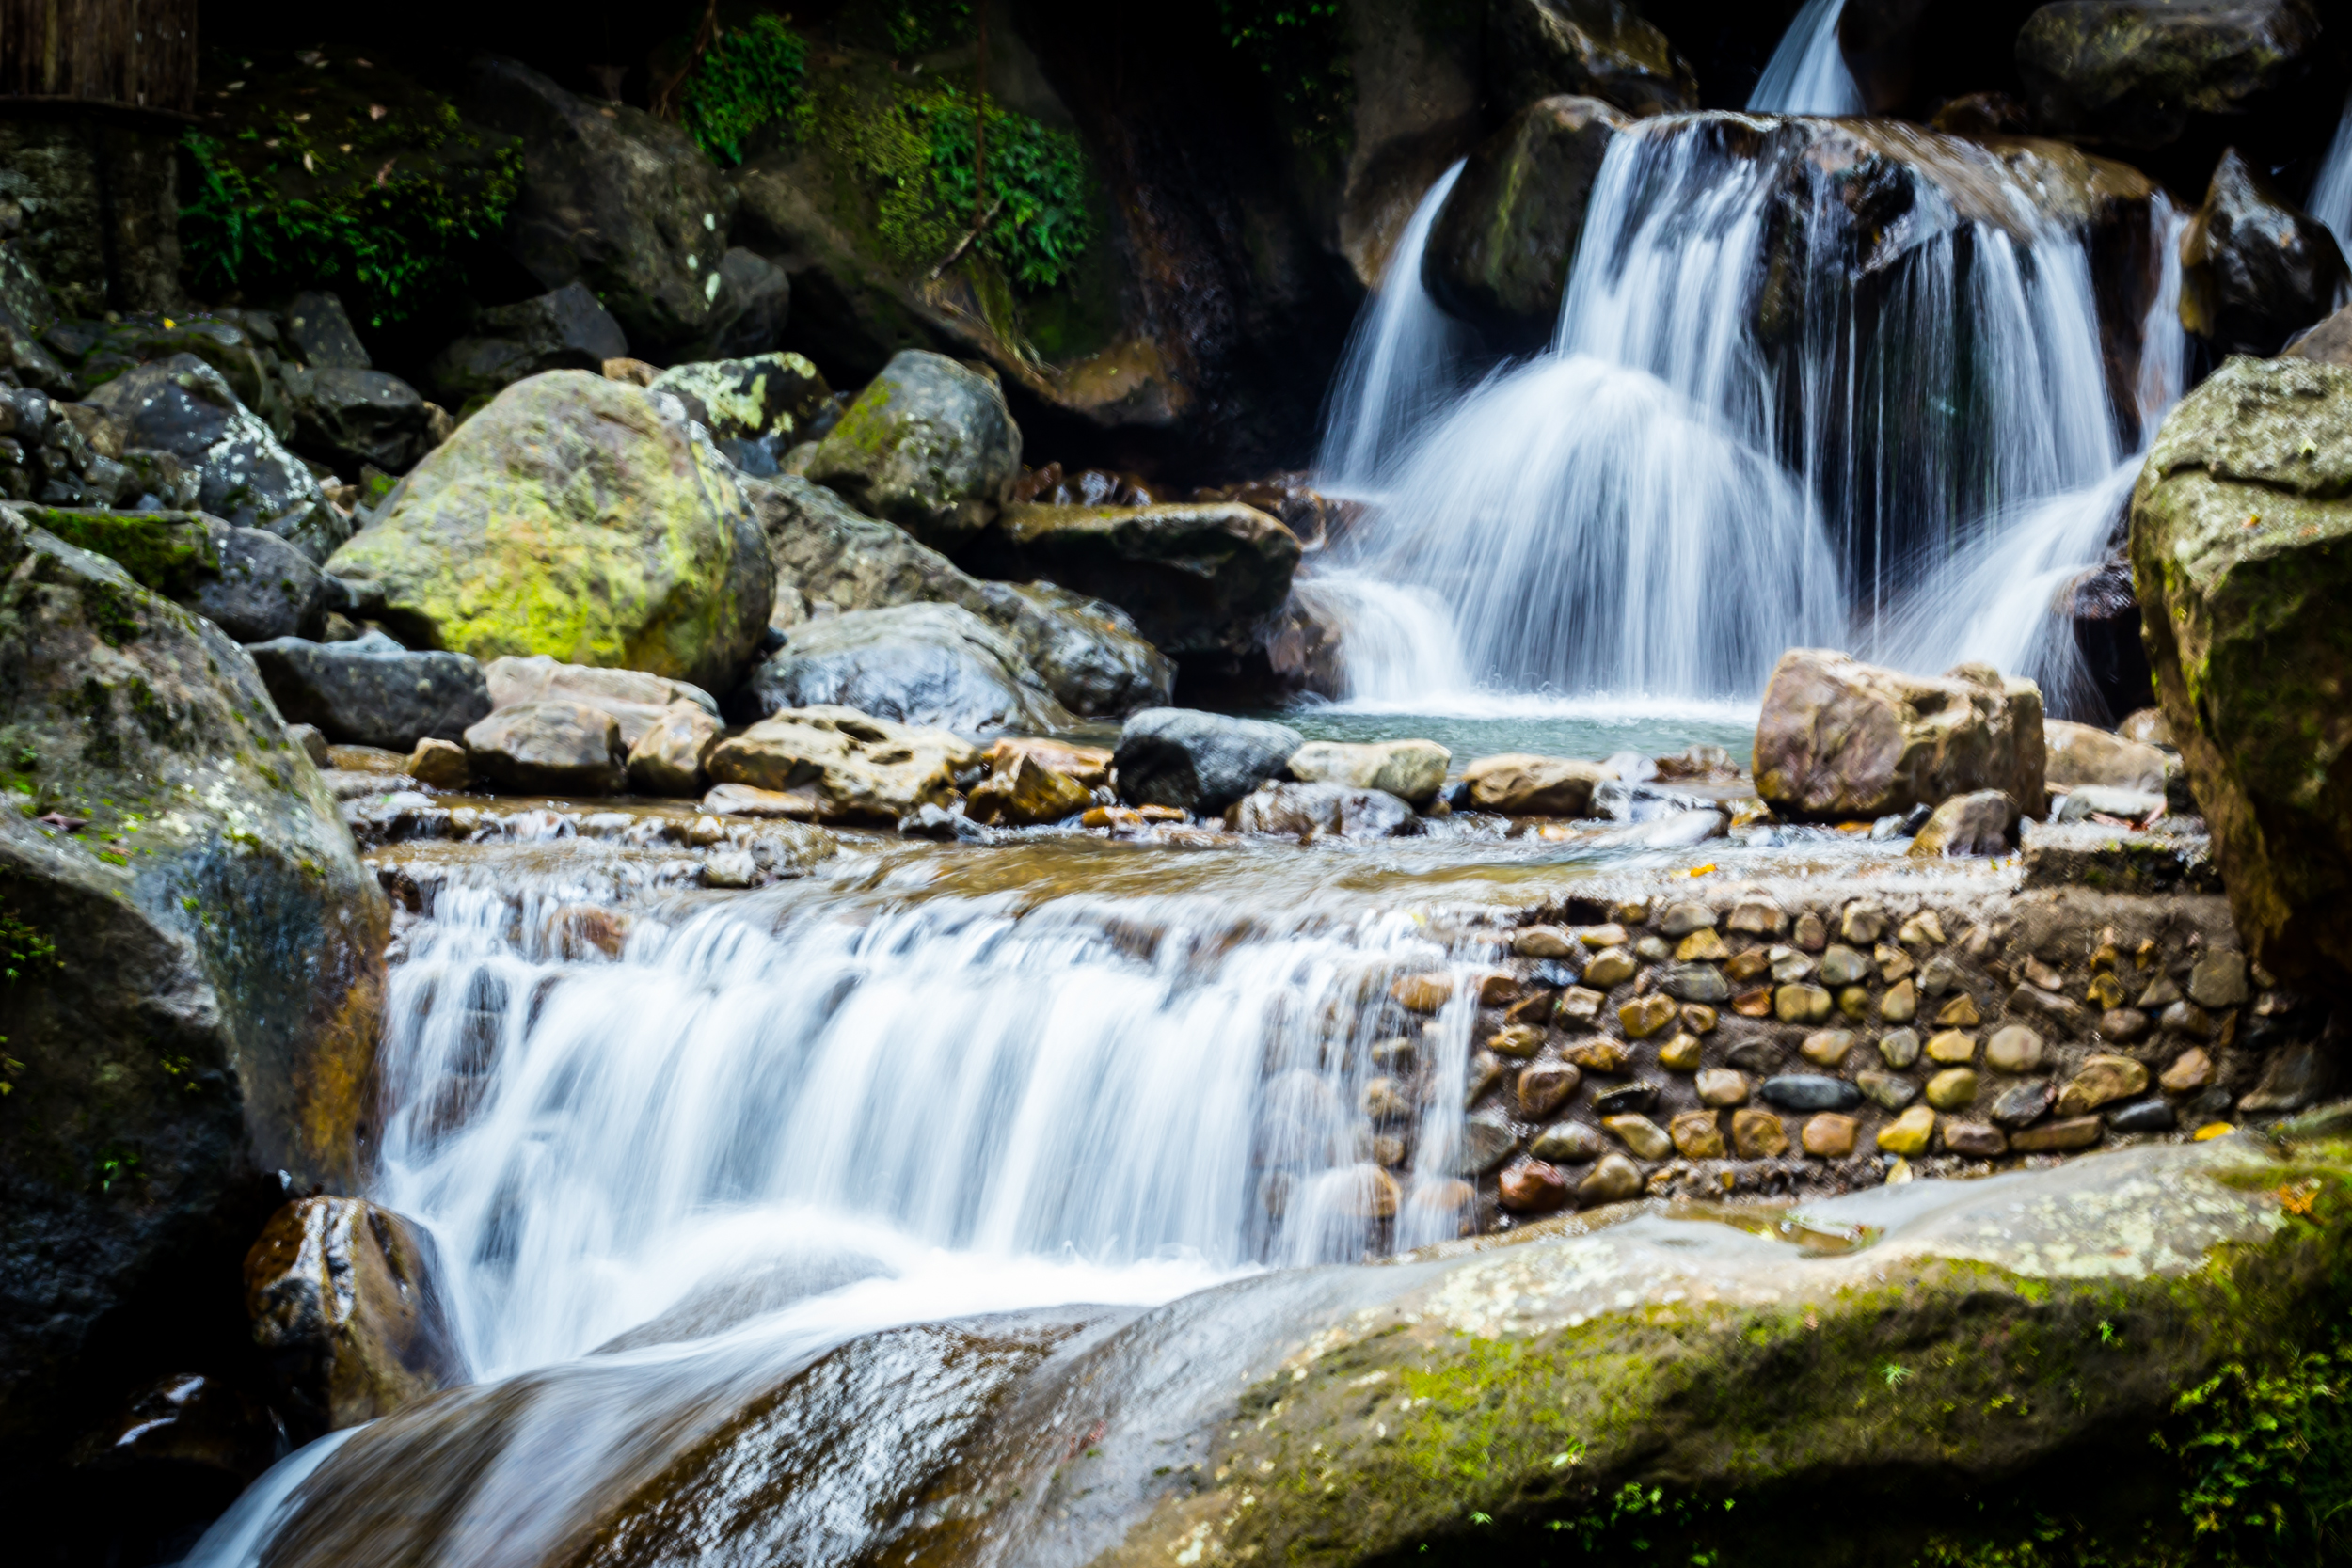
[681,14,807,164]
[2160,1341,2352,1563]
[882,0,972,55]
[179,53,522,327]
[1216,0,1353,154]
[2,909,56,983]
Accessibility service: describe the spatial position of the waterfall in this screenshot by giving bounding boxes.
[1747,0,1863,116]
[2312,90,2352,259]
[1315,160,1478,492]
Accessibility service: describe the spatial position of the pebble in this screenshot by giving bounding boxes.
[1935,993,1982,1028]
[1877,1028,1922,1069]
[1727,1039,1780,1075]
[1725,949,1772,982]
[2138,974,2183,1008]
[1837,986,1871,1021]
[1899,911,1947,947]
[1874,944,1914,983]
[1531,1121,1603,1163]
[1464,1053,1505,1108]
[1454,1117,1518,1174]
[1518,1063,1580,1117]
[1577,923,1630,949]
[2160,999,2214,1038]
[2086,972,2126,1009]
[1731,1107,1789,1158]
[407,737,472,789]
[1793,912,1829,951]
[1770,947,1817,984]
[1799,1029,1856,1068]
[1984,1024,2045,1074]
[1584,948,1638,988]
[1876,1105,1936,1155]
[2056,1054,2150,1116]
[1578,1152,1645,1205]
[2099,1007,2151,1042]
[1503,991,1558,1027]
[1372,1035,1417,1069]
[1593,1081,1660,1117]
[1990,1079,2056,1128]
[1802,1113,1858,1157]
[1840,902,1889,945]
[2160,1047,2215,1093]
[1499,1161,1570,1213]
[1733,986,1773,1018]
[1940,1120,2007,1157]
[2012,984,2089,1033]
[1512,926,1577,958]
[1634,935,1672,961]
[1919,955,1961,995]
[1568,1037,1631,1073]
[2187,952,2249,1009]
[1818,944,1871,987]
[1474,972,1519,1005]
[1362,1078,1413,1120]
[1391,973,1454,1013]
[1925,1067,1979,1110]
[1670,1110,1725,1159]
[1675,928,1731,961]
[1695,1068,1750,1106]
[1878,978,1917,1022]
[1603,1114,1673,1161]
[2108,1099,2178,1133]
[2021,955,2065,991]
[1682,1004,1719,1034]
[1775,984,1834,1024]
[1346,1165,1404,1219]
[1556,986,1606,1025]
[1925,1029,1978,1065]
[1726,897,1787,936]
[1658,900,1717,936]
[1655,962,1729,1003]
[1856,1070,1917,1111]
[1761,1074,1861,1111]
[2009,1116,2103,1153]
[1486,1024,1546,1059]
[1658,1032,1705,1071]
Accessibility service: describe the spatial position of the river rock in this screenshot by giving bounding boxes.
[966,752,1096,828]
[705,705,976,824]
[327,372,772,693]
[462,701,627,796]
[960,500,1301,661]
[1908,789,2023,858]
[2130,356,2352,983]
[2181,150,2350,358]
[1461,753,1609,816]
[1576,1150,1644,1204]
[1499,1160,1572,1213]
[248,632,494,752]
[280,365,433,475]
[484,654,720,749]
[2017,0,2327,151]
[81,354,344,560]
[2056,1053,2151,1115]
[649,352,833,469]
[246,1197,464,1439]
[625,704,723,797]
[1285,739,1450,804]
[0,511,387,1490]
[1756,650,2045,821]
[1113,708,1302,815]
[804,351,1020,548]
[1730,1106,1790,1157]
[1227,782,1417,841]
[1487,0,1697,118]
[1605,1116,1670,1161]
[1423,95,1634,351]
[738,603,1074,734]
[2044,718,2169,793]
[1761,1073,1863,1112]
[426,282,632,405]
[1531,1120,1603,1163]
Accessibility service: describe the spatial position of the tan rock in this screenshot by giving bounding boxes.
[1287,738,1450,803]
[1681,1004,1719,1034]
[463,700,626,795]
[1618,993,1677,1039]
[1802,1114,1858,1157]
[703,781,821,818]
[1512,926,1577,958]
[1907,789,2023,859]
[484,654,718,749]
[1669,1110,1724,1159]
[1487,1024,1547,1059]
[1463,752,1609,816]
[625,702,723,796]
[1925,1067,1979,1110]
[2044,718,2169,794]
[1775,983,1834,1024]
[1899,911,1947,947]
[1695,1068,1749,1106]
[1733,986,1773,1018]
[986,736,1113,789]
[2009,1116,2103,1153]
[1518,1062,1580,1117]
[1577,1152,1645,1204]
[405,736,471,790]
[1584,947,1638,987]
[1878,1027,1922,1068]
[1604,1114,1673,1160]
[1925,1029,1978,1065]
[966,752,1096,826]
[1985,1024,2046,1074]
[1876,1105,1937,1155]
[1875,943,1915,982]
[1878,977,1917,1022]
[1566,1037,1630,1073]
[1755,649,2045,819]
[1726,897,1787,936]
[1936,993,1982,1027]
[1732,1107,1789,1158]
[1675,927,1730,961]
[704,705,974,823]
[1363,1078,1413,1121]
[2056,1053,2150,1116]
[1657,1031,1706,1071]
[1391,972,1455,1013]
[2160,1047,2215,1093]
[1799,1029,1856,1068]
[1940,1120,2008,1157]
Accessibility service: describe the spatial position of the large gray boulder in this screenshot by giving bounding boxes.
[738,603,1075,735]
[1113,708,1304,815]
[804,351,1021,548]
[2181,150,2349,359]
[5,507,326,644]
[1753,650,2047,821]
[81,355,345,561]
[246,632,493,752]
[425,283,631,408]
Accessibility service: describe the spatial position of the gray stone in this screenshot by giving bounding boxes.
[649,351,832,447]
[462,701,627,795]
[1653,961,1730,1004]
[1818,944,1871,987]
[806,351,1020,548]
[1591,1081,1661,1117]
[282,366,431,475]
[1114,708,1302,815]
[738,602,1073,734]
[1857,1071,1918,1111]
[1530,1121,1604,1163]
[1760,1074,1863,1112]
[2186,950,2249,1009]
[284,292,372,370]
[1909,790,2023,859]
[1991,1079,2058,1129]
[1227,782,1417,841]
[1455,1117,1520,1175]
[1285,739,1450,805]
[2108,1099,2178,1133]
[426,282,631,405]
[186,523,330,643]
[2180,149,2348,358]
[1877,1027,1923,1069]
[247,633,492,752]
[2055,785,2166,823]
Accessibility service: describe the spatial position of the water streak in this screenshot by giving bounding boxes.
[2311,90,2352,259]
[1747,0,1863,116]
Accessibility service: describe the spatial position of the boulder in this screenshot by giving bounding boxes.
[2017,0,2326,151]
[703,705,977,824]
[483,654,720,749]
[1286,739,1451,805]
[748,475,1171,717]
[1908,790,2025,858]
[2180,150,2350,359]
[1754,650,2047,821]
[691,249,793,363]
[462,701,628,795]
[2130,354,2352,983]
[959,501,1302,660]
[965,752,1096,828]
[1112,709,1304,816]
[738,603,1074,735]
[244,1197,464,1440]
[462,57,740,356]
[283,292,372,371]
[246,632,493,752]
[0,512,386,1492]
[1225,782,1419,840]
[425,283,631,407]
[405,737,472,790]
[327,372,772,694]
[281,366,433,475]
[1461,753,1609,816]
[625,703,723,797]
[647,352,832,464]
[19,507,326,644]
[1485,0,1698,119]
[1422,96,1633,354]
[2044,717,2169,793]
[2285,301,2352,367]
[81,355,344,561]
[804,351,1022,548]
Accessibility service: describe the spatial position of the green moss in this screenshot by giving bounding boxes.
[680,14,807,165]
[32,512,217,596]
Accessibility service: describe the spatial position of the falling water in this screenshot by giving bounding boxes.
[1315,160,1478,491]
[1747,0,1863,116]
[2311,90,2352,259]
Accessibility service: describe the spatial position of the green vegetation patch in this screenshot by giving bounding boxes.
[681,14,809,165]
[1216,0,1353,156]
[181,47,523,326]
[31,512,216,598]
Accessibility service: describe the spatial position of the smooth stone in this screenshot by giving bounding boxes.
[1283,737,1451,804]
[1857,1071,1918,1112]
[1462,752,1610,816]
[2008,1116,2103,1153]
[1530,1121,1603,1163]
[1907,789,2023,858]
[1454,1117,1519,1175]
[1799,1029,1856,1069]
[1877,1027,1922,1069]
[1878,977,1917,1022]
[1726,1039,1782,1075]
[1657,1032,1705,1071]
[1991,1079,2057,1129]
[1577,924,1630,949]
[2056,1054,2151,1116]
[1555,986,1606,1025]
[1518,1063,1580,1118]
[1668,1110,1724,1159]
[1771,947,1817,984]
[1486,1024,1547,1059]
[1497,1161,1570,1214]
[2053,785,2165,823]
[1801,1114,1857,1158]
[1577,1151,1645,1205]
[1925,1067,1979,1111]
[2161,1048,2215,1093]
[1731,1107,1789,1158]
[1675,928,1730,961]
[2162,999,2217,1038]
[1876,1105,1937,1155]
[1681,1004,1719,1035]
[462,701,626,796]
[625,702,723,797]
[1592,1081,1660,1117]
[1695,1068,1750,1107]
[1818,944,1870,987]
[1114,708,1302,815]
[1511,926,1577,958]
[1985,1024,2047,1074]
[1584,948,1638,988]
[1653,961,1729,1003]
[1941,1121,2008,1157]
[1619,993,1678,1038]
[1726,897,1787,935]
[1657,900,1717,937]
[1760,1074,1861,1112]
[2108,1099,2178,1133]
[1775,983,1834,1024]
[1840,902,1889,945]
[1391,973,1455,1013]
[1566,1037,1630,1073]
[1362,1078,1413,1121]
[1899,911,1947,946]
[405,737,471,791]
[1874,943,1915,982]
[2099,1007,2152,1042]
[1603,1114,1673,1161]
[1925,1030,1977,1065]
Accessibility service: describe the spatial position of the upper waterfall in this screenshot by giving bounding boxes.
[1747,0,1863,116]
[2312,90,2352,260]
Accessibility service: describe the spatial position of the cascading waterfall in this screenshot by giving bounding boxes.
[2311,90,2352,259]
[1747,0,1863,116]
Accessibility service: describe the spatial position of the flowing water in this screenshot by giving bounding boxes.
[1746,0,1862,116]
[2311,90,2352,260]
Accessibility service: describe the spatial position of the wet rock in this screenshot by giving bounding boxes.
[426,282,631,405]
[805,351,1020,549]
[1567,1037,1631,1073]
[1657,1031,1705,1070]
[1586,948,1639,989]
[1392,972,1456,1013]
[1755,649,2045,821]
[968,752,1096,828]
[1878,1027,1922,1068]
[740,602,1073,734]
[1499,1160,1572,1213]
[246,1197,463,1438]
[406,738,472,791]
[2186,950,2249,1008]
[1456,1117,1520,1174]
[2017,0,2325,152]
[1652,961,1729,1005]
[1285,739,1450,805]
[1675,928,1730,961]
[1802,1113,1858,1157]
[1818,944,1871,987]
[2109,1099,2178,1133]
[485,654,720,748]
[1517,1063,1580,1118]
[1857,1071,1918,1111]
[1461,753,1610,816]
[1877,1104,1938,1155]
[1728,1107,1788,1158]
[462,701,627,796]
[705,705,977,824]
[2161,1047,2216,1093]
[1488,0,1696,117]
[1602,1114,1672,1161]
[328,372,772,693]
[627,704,723,797]
[1908,790,2023,858]
[1593,1082,1661,1117]
[1775,983,1834,1024]
[0,512,386,1483]
[1531,1120,1604,1163]
[2057,1054,2152,1116]
[2010,1115,2105,1152]
[1992,1078,2058,1128]
[281,365,433,475]
[1577,1150,1645,1204]
[82,354,343,560]
[1114,708,1302,815]
[1941,1120,2008,1157]
[1668,1110,1724,1159]
[649,352,833,453]
[2161,999,2215,1038]
[1227,781,1418,841]
[1423,96,1634,352]
[248,633,493,752]
[1659,901,1716,937]
[1879,977,1918,1022]
[1762,1074,1862,1112]
[1926,1067,1980,1110]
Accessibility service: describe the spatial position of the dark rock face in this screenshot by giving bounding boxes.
[246,633,493,752]
[1424,96,1633,353]
[2017,0,2327,151]
[282,293,372,372]
[281,367,431,475]
[0,514,387,1527]
[1835,0,2047,117]
[1486,0,1699,119]
[2181,150,2350,358]
[425,282,632,408]
[738,603,1074,735]
[1113,708,1303,815]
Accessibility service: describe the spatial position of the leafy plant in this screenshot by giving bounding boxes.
[680,14,807,164]
[883,0,973,56]
[1216,0,1353,155]
[2160,1342,2352,1563]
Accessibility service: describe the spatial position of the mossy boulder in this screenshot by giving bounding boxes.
[2129,354,2352,985]
[805,351,1021,549]
[0,513,387,1500]
[2017,0,2327,152]
[326,372,773,693]
[1486,0,1699,119]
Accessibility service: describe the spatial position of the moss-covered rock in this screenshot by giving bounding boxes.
[0,512,387,1497]
[2129,354,2352,985]
[805,350,1021,548]
[326,372,772,693]
[2017,0,2327,152]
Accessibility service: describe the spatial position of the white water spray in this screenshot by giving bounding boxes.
[1747,0,1863,116]
[2311,90,2352,260]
